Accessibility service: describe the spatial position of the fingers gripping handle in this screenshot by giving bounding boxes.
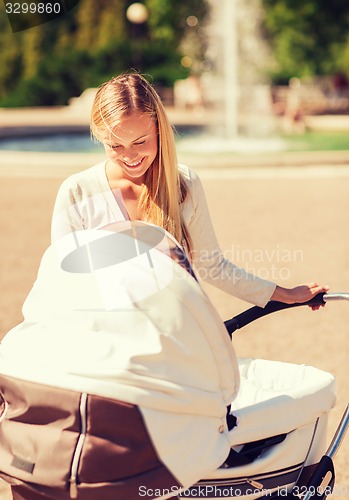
[224,292,327,336]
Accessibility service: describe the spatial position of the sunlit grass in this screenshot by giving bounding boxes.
[281,132,349,152]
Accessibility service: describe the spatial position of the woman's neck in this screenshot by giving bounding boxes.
[105,161,145,220]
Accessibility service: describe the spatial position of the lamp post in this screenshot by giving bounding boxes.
[126,2,149,70]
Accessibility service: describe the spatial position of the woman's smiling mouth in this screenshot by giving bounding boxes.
[123,158,144,168]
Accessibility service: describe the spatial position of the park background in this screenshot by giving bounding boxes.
[0,0,348,497]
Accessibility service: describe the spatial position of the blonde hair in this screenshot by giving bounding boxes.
[90,72,192,255]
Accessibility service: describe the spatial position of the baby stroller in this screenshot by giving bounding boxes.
[0,221,347,500]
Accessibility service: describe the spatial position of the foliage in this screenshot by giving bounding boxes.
[2,0,347,106]
[0,0,209,106]
[261,0,349,84]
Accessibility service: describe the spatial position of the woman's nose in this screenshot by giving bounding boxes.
[122,145,136,158]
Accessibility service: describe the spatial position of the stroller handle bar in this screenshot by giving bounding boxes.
[324,292,349,302]
[224,292,349,336]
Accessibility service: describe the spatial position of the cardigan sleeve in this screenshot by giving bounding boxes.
[182,168,276,307]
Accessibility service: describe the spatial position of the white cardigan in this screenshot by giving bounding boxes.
[51,162,276,307]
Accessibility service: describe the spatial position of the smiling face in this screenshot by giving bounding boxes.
[103,113,158,182]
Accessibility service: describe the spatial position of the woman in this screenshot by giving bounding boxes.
[51,71,328,308]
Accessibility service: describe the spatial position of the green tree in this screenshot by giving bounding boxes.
[261,0,349,83]
[0,4,22,98]
[0,0,209,106]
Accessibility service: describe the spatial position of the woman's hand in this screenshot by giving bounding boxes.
[271,283,330,310]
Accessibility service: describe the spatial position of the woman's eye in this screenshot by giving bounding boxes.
[134,140,146,146]
[111,145,122,150]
